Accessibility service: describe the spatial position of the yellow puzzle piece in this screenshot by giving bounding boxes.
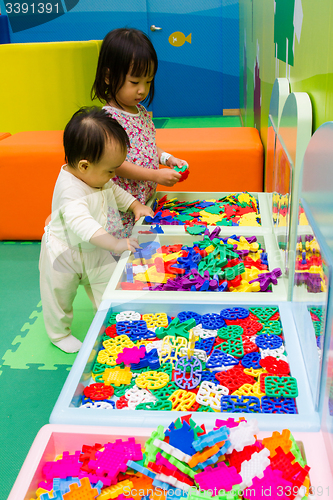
[169,389,197,411]
[136,370,169,390]
[102,366,133,387]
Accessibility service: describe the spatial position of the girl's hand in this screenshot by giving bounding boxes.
[155,168,182,186]
[129,200,154,221]
[166,156,189,169]
[113,237,140,254]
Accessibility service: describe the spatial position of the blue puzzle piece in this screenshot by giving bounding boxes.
[126,263,134,283]
[206,349,239,370]
[195,337,215,356]
[127,460,156,479]
[196,201,215,208]
[201,313,226,330]
[150,225,165,233]
[145,212,162,224]
[218,281,228,292]
[153,478,174,490]
[165,420,196,456]
[40,491,63,500]
[255,334,283,350]
[128,329,156,342]
[195,441,231,469]
[200,371,219,384]
[116,320,149,336]
[53,477,81,495]
[241,352,262,369]
[221,395,261,413]
[192,426,229,451]
[177,248,202,271]
[133,241,161,259]
[261,396,297,414]
[260,252,268,266]
[146,348,160,369]
[220,307,250,321]
[199,280,210,291]
[177,310,202,325]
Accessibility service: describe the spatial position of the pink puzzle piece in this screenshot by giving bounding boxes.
[42,451,82,480]
[214,418,243,430]
[244,466,293,499]
[116,345,146,365]
[88,438,142,481]
[194,462,242,494]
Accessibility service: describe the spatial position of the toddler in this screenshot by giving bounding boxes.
[91,27,189,237]
[39,107,153,353]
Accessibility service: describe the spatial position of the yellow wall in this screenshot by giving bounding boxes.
[0,41,101,134]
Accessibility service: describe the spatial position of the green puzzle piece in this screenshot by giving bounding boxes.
[289,433,307,467]
[309,307,323,319]
[136,400,173,411]
[144,425,166,465]
[257,320,282,336]
[2,287,94,370]
[155,317,196,340]
[265,376,298,398]
[217,325,244,339]
[215,337,244,358]
[203,204,223,215]
[216,219,233,226]
[224,262,245,281]
[249,307,279,323]
[186,225,207,235]
[175,214,193,222]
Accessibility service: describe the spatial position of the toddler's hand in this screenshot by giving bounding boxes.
[130,200,154,221]
[155,168,181,186]
[114,237,140,254]
[166,156,189,169]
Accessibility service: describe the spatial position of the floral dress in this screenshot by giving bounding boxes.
[103,104,159,237]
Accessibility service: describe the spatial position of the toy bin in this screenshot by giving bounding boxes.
[7,423,333,500]
[50,298,319,431]
[135,191,273,235]
[103,232,287,303]
[7,424,152,500]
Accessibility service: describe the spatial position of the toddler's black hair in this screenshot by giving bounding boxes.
[63,107,129,167]
[91,28,158,107]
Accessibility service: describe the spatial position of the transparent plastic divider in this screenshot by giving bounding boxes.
[103,232,287,302]
[135,191,273,234]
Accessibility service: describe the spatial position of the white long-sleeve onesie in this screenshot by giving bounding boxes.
[39,166,136,343]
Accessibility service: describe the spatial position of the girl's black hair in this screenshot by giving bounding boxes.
[91,28,158,107]
[63,107,130,167]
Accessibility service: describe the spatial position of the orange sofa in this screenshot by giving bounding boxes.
[0,127,263,240]
[156,127,263,193]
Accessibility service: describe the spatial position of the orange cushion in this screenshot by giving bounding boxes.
[155,127,263,192]
[0,131,63,240]
[0,132,11,141]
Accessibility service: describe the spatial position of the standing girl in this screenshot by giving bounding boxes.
[91,28,188,237]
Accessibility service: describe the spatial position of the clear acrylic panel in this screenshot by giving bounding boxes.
[292,201,330,409]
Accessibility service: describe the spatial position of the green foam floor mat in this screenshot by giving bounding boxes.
[0,363,71,498]
[1,287,94,371]
[153,115,242,128]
